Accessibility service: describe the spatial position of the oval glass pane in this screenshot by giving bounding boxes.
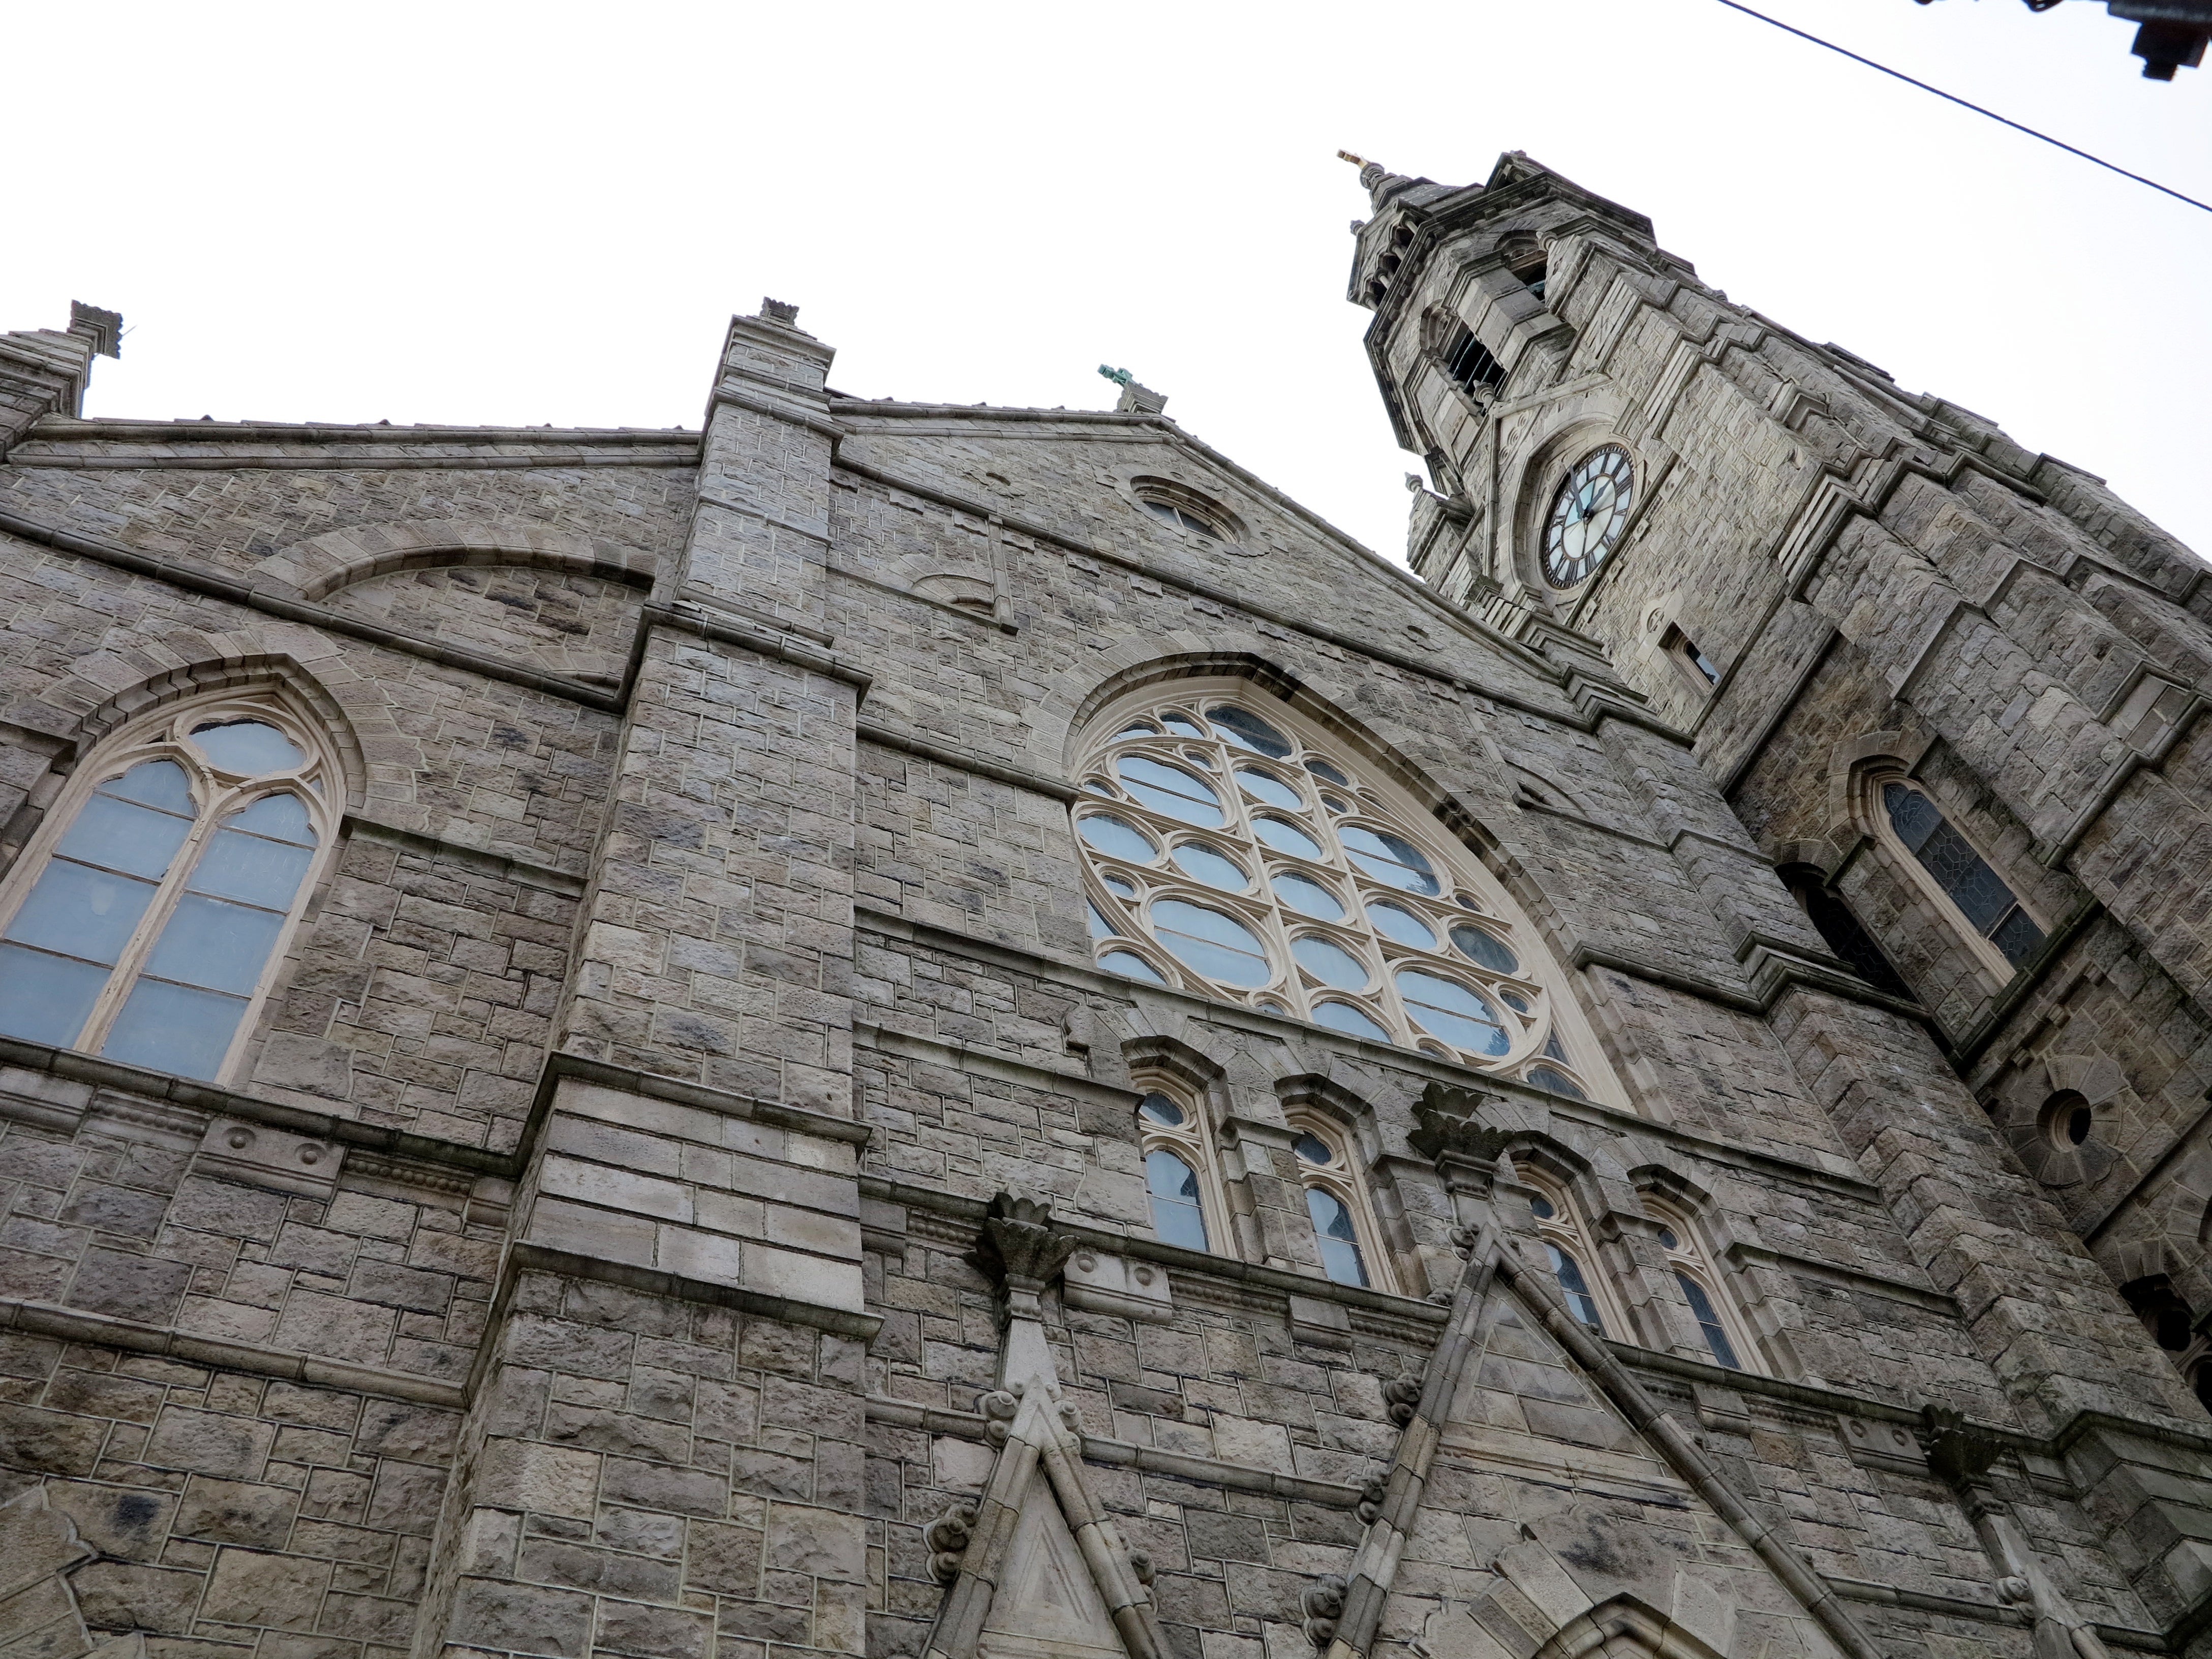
[1525,1065,1587,1100]
[1450,925,1519,973]
[1340,825,1440,894]
[1083,779,1115,797]
[1150,899,1270,987]
[1236,769,1302,810]
[1101,872,1138,899]
[1172,842,1248,891]
[1207,705,1293,758]
[1115,722,1159,740]
[1078,814,1157,863]
[1251,816,1322,859]
[1116,756,1222,825]
[1160,712,1206,737]
[1271,872,1344,921]
[1293,1132,1334,1166]
[191,720,304,775]
[1322,795,1350,815]
[1394,968,1509,1055]
[1099,949,1165,984]
[1305,758,1350,786]
[1367,903,1434,948]
[1292,934,1369,990]
[1312,1000,1389,1041]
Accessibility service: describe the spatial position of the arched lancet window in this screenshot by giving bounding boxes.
[1643,1202,1755,1373]
[1285,1119,1392,1292]
[0,696,337,1083]
[1074,686,1611,1102]
[1879,780,2044,970]
[1133,1086,1224,1254]
[1522,1173,1622,1337]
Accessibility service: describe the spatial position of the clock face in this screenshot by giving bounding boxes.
[1543,445,1635,588]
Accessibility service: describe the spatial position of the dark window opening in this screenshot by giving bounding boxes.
[2195,1365,2212,1415]
[1780,866,1915,1002]
[1512,255,1549,300]
[1884,783,2045,968]
[2122,1275,2196,1353]
[1443,326,1507,397]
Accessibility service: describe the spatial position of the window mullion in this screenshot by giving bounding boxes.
[76,779,228,1054]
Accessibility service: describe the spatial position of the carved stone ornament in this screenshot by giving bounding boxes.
[926,1499,980,1584]
[1129,1548,1157,1586]
[1450,1223,1485,1259]
[1409,1082,1516,1191]
[978,1388,1020,1447]
[1302,1573,1350,1648]
[1356,1474,1387,1526]
[1917,1403,2006,1490]
[1381,1373,1424,1428]
[966,1191,1081,1319]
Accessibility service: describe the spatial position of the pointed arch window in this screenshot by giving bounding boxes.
[1133,1087,1224,1254]
[1644,1203,1755,1374]
[1880,780,2044,970]
[1522,1174,1623,1337]
[0,697,336,1083]
[1075,686,1611,1102]
[1286,1120,1392,1292]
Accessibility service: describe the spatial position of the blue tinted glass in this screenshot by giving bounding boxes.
[1099,949,1165,985]
[100,760,194,813]
[1883,783,1942,853]
[1368,903,1434,947]
[1312,1000,1388,1041]
[191,720,304,774]
[1340,826,1439,894]
[1395,969,1508,1056]
[142,894,287,995]
[0,943,109,1044]
[1236,769,1303,810]
[1078,814,1158,863]
[1252,817,1321,859]
[190,827,315,910]
[1305,758,1349,786]
[101,978,246,1080]
[1306,1187,1368,1286]
[1991,906,2045,967]
[1207,706,1292,758]
[1449,925,1518,973]
[1676,1272,1740,1370]
[1145,1149,1209,1250]
[1116,757,1222,825]
[1172,843,1248,891]
[1272,873,1343,920]
[56,793,193,881]
[226,792,315,847]
[1293,1133,1333,1166]
[1138,1093,1186,1127]
[1088,903,1114,939]
[1292,935,1369,990]
[4,860,158,965]
[1525,1066,1586,1100]
[1150,900,1269,987]
[1545,1243,1607,1335]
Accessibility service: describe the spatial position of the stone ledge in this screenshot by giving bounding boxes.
[0,1295,466,1409]
[544,1052,872,1146]
[853,726,1073,802]
[343,813,589,898]
[502,1242,880,1341]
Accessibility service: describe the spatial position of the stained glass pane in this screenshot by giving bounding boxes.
[1676,1272,1740,1369]
[1991,906,2045,967]
[1525,1065,1586,1100]
[1207,706,1293,759]
[1341,826,1439,894]
[226,792,316,846]
[1449,925,1518,973]
[1293,1132,1333,1165]
[191,826,315,910]
[1138,1093,1186,1127]
[1883,783,1942,853]
[1546,1243,1607,1334]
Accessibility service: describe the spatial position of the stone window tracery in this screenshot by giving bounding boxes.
[0,694,337,1084]
[1285,1118,1391,1291]
[1877,779,2044,971]
[1075,686,1608,1100]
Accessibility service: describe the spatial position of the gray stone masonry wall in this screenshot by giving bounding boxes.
[0,225,2208,1659]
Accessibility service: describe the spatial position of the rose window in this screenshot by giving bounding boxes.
[1076,691,1595,1097]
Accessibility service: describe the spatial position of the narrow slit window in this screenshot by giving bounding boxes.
[1661,625,1720,691]
[1443,326,1507,397]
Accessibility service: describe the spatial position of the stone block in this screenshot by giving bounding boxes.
[475,1440,600,1520]
[145,1408,276,1480]
[449,1576,594,1658]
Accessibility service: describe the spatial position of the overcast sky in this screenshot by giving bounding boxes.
[7,1,2206,567]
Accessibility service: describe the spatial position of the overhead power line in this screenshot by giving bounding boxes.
[1712,0,2212,215]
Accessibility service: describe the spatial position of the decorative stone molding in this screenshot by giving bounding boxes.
[1408,1081,1517,1194]
[926,1500,980,1585]
[1381,1373,1424,1428]
[1301,1573,1349,1648]
[966,1191,1079,1321]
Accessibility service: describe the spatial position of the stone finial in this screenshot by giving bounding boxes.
[68,302,122,359]
[760,297,800,326]
[967,1191,1079,1319]
[1408,1082,1514,1192]
[925,1499,979,1584]
[1356,1475,1387,1526]
[1381,1373,1423,1427]
[1917,1403,2005,1490]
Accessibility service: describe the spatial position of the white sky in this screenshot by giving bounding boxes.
[7,1,2207,567]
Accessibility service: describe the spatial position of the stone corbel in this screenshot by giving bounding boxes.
[965,1191,1078,1325]
[1407,1082,1517,1216]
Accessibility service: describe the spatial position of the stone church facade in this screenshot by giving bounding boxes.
[1,150,2210,1659]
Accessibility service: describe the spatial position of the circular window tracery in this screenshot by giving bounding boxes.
[1075,687,1598,1091]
